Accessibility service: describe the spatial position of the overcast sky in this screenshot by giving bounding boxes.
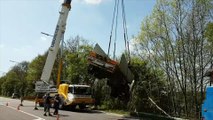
[0,0,156,76]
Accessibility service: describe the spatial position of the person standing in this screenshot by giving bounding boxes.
[34,94,39,110]
[20,96,24,106]
[43,93,52,116]
[53,94,60,115]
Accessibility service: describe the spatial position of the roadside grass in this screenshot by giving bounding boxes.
[96,105,182,120]
[96,105,129,116]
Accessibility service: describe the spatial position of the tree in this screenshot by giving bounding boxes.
[63,36,94,84]
[133,0,213,118]
[1,71,18,96]
[1,61,29,97]
[0,76,6,95]
[26,54,48,95]
[204,22,213,69]
[205,22,213,44]
[128,57,168,114]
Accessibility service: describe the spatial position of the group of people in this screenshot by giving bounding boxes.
[43,93,61,116]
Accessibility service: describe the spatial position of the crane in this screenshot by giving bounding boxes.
[40,0,71,86]
[35,0,95,110]
[35,0,71,92]
[34,0,72,108]
[35,0,132,110]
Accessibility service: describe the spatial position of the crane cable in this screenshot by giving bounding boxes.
[113,0,119,60]
[108,0,119,59]
[121,0,131,62]
[107,0,117,56]
[108,0,130,61]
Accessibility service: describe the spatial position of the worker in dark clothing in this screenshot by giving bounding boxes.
[34,94,39,110]
[53,94,60,115]
[20,96,24,106]
[43,94,47,112]
[43,93,52,116]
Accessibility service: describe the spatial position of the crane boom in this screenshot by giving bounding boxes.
[40,0,72,84]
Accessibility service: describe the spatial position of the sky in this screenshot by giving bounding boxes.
[0,0,156,76]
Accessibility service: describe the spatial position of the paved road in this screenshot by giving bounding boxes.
[0,97,139,120]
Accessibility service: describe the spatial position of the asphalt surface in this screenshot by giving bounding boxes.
[0,97,139,120]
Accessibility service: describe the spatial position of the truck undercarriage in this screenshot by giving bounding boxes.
[87,44,134,102]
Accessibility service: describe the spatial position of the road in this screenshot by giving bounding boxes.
[0,97,139,120]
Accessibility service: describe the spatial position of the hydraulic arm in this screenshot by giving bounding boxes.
[40,0,71,84]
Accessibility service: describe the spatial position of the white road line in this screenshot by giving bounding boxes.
[7,106,45,120]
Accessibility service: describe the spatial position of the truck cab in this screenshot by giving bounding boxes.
[58,84,95,109]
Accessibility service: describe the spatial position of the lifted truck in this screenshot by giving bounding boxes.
[87,44,134,101]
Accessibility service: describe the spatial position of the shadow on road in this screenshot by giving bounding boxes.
[61,108,103,114]
[120,116,140,120]
[57,114,69,118]
[72,109,103,114]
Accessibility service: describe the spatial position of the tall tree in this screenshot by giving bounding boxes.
[128,57,168,114]
[63,36,94,84]
[1,61,29,97]
[133,0,213,118]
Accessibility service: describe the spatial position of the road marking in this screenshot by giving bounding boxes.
[33,118,45,120]
[7,106,45,120]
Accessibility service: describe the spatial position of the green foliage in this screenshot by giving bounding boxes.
[205,22,213,44]
[1,71,18,96]
[102,98,127,110]
[128,57,167,114]
[26,54,46,81]
[134,0,213,118]
[93,80,110,106]
[25,54,48,95]
[0,77,5,94]
[0,61,29,97]
[64,36,94,84]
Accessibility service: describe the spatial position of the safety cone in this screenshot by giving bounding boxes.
[6,102,8,106]
[17,104,20,110]
[56,114,59,120]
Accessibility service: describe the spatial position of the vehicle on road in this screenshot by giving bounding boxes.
[58,84,95,109]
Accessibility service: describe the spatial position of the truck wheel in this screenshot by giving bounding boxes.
[79,105,86,109]
[69,105,76,110]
